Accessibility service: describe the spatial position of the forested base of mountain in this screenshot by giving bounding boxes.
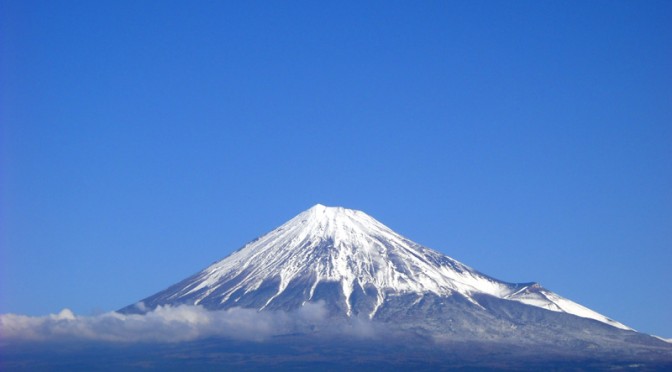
[4,333,671,372]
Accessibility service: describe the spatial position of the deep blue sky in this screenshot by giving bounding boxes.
[1,1,670,337]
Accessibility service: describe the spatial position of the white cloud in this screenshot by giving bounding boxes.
[0,302,341,343]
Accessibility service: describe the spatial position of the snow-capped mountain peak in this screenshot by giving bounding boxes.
[280,203,400,248]
[123,204,630,330]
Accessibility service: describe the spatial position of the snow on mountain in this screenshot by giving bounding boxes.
[123,204,630,330]
[654,336,672,344]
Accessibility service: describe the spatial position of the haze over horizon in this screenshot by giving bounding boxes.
[1,0,670,340]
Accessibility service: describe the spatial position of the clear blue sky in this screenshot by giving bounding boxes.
[1,1,670,337]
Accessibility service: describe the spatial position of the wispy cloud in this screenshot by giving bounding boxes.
[0,302,341,343]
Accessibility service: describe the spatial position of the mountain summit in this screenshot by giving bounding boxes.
[122,204,626,329]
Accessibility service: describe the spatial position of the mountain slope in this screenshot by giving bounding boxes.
[121,204,628,331]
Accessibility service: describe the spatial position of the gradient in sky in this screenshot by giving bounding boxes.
[1,1,670,337]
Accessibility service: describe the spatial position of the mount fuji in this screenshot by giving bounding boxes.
[120,204,621,326]
[119,204,671,365]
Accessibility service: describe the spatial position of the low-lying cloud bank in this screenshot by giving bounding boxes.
[0,302,373,343]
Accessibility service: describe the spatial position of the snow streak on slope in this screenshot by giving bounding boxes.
[131,204,630,330]
[505,283,629,330]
